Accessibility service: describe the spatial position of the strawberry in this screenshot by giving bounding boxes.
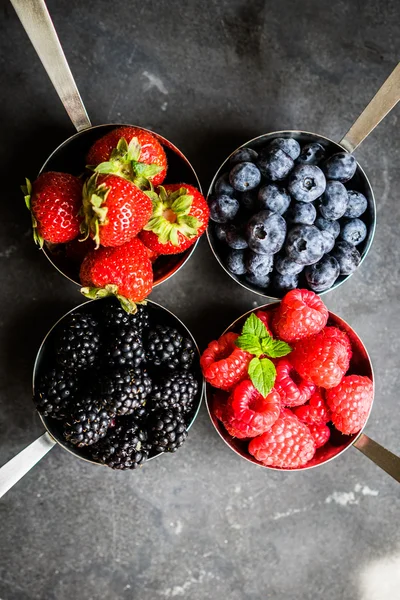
[22,172,83,246]
[86,126,167,187]
[139,184,209,255]
[80,238,153,313]
[80,173,152,248]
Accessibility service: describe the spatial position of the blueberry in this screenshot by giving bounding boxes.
[331,241,361,275]
[230,147,258,165]
[314,216,340,239]
[320,230,335,254]
[209,195,239,223]
[275,255,304,276]
[214,173,235,196]
[285,224,325,265]
[229,162,261,192]
[258,184,291,215]
[245,251,274,276]
[344,190,368,218]
[246,210,287,255]
[286,202,316,225]
[225,250,246,275]
[319,181,348,220]
[226,228,248,250]
[245,272,271,289]
[240,191,258,212]
[297,142,326,165]
[272,271,299,292]
[287,164,326,202]
[269,138,301,160]
[323,152,357,182]
[340,218,367,246]
[305,256,340,292]
[213,223,233,242]
[257,148,294,181]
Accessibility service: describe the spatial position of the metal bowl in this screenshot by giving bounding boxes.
[206,130,376,300]
[205,302,374,472]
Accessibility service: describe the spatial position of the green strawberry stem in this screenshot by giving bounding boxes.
[21,177,44,248]
[80,174,110,249]
[80,284,147,314]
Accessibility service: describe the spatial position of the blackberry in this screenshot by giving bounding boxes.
[96,367,152,416]
[34,368,77,419]
[64,396,111,447]
[146,325,195,371]
[149,371,199,415]
[91,419,148,469]
[56,312,100,371]
[105,327,145,368]
[103,300,149,335]
[147,409,188,453]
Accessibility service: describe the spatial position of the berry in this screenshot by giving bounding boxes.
[340,218,367,246]
[23,172,83,246]
[323,327,352,364]
[212,390,230,422]
[323,152,357,183]
[297,143,325,165]
[64,397,111,447]
[286,202,316,225]
[230,147,258,165]
[148,409,188,453]
[146,325,195,371]
[285,224,324,266]
[34,368,78,419]
[86,126,167,186]
[149,371,199,415]
[200,332,252,391]
[331,241,361,275]
[320,230,335,254]
[226,227,248,250]
[274,255,304,276]
[246,272,271,288]
[96,367,151,416]
[91,419,148,469]
[229,162,261,192]
[248,410,316,468]
[246,210,286,255]
[308,423,331,448]
[56,312,100,371]
[258,184,291,215]
[305,255,340,292]
[326,375,373,435]
[319,180,348,220]
[240,190,258,212]
[268,137,300,160]
[257,147,294,181]
[226,250,247,275]
[213,222,231,243]
[344,190,368,218]
[287,165,326,203]
[314,216,340,239]
[103,300,149,335]
[209,195,239,223]
[214,173,236,196]
[293,389,331,424]
[254,310,274,336]
[274,358,316,407]
[105,327,145,368]
[272,289,328,343]
[225,381,281,437]
[245,251,274,277]
[272,271,299,292]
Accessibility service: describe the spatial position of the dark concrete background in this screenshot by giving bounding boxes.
[0,1,399,598]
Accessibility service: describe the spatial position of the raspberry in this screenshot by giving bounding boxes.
[308,423,331,448]
[290,328,350,388]
[274,358,316,407]
[293,389,331,424]
[248,409,316,468]
[212,390,230,422]
[200,332,252,391]
[255,309,274,336]
[325,375,373,435]
[225,380,281,437]
[272,289,328,343]
[323,327,352,366]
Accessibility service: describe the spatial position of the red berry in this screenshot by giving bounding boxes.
[200,332,251,391]
[255,309,274,336]
[293,389,331,424]
[274,358,316,407]
[290,328,350,389]
[323,327,352,367]
[248,409,316,468]
[211,390,230,422]
[325,375,373,435]
[223,381,281,437]
[308,423,331,448]
[272,289,328,343]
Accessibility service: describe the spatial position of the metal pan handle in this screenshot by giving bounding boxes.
[340,62,400,152]
[10,0,91,132]
[353,433,400,483]
[0,432,56,499]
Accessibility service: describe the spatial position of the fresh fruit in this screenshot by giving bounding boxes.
[245,251,274,277]
[308,423,331,448]
[319,230,335,254]
[340,218,367,246]
[274,358,316,407]
[269,137,300,160]
[344,191,368,218]
[272,271,299,292]
[147,409,188,453]
[246,210,286,255]
[103,300,149,335]
[140,183,209,255]
[80,173,152,248]
[104,327,145,368]
[275,255,304,276]
[272,289,328,343]
[230,380,281,430]
[314,216,340,239]
[214,173,235,196]
[80,237,153,313]
[226,250,247,275]
[296,142,325,165]
[287,164,326,203]
[258,184,291,214]
[240,191,257,211]
[64,396,111,446]
[323,152,357,182]
[325,375,373,434]
[305,255,340,292]
[226,228,248,250]
[257,147,294,181]
[331,240,361,275]
[149,371,199,415]
[86,126,167,186]
[293,389,330,424]
[229,162,261,191]
[254,310,274,336]
[319,180,348,220]
[323,327,352,364]
[91,418,148,469]
[96,367,152,416]
[285,225,324,265]
[146,325,195,371]
[200,332,252,391]
[286,202,316,225]
[209,194,240,223]
[56,312,100,371]
[246,272,271,288]
[248,409,316,468]
[230,147,258,165]
[23,172,83,246]
[34,368,78,419]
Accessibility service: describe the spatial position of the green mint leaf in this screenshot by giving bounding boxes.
[242,313,268,339]
[248,357,276,397]
[261,337,292,358]
[235,334,264,357]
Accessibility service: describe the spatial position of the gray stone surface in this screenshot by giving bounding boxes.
[0,0,399,598]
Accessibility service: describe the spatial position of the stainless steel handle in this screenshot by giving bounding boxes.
[353,433,400,483]
[0,432,56,499]
[340,62,400,152]
[10,0,91,132]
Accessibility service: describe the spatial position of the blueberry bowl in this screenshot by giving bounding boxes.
[206,130,376,300]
